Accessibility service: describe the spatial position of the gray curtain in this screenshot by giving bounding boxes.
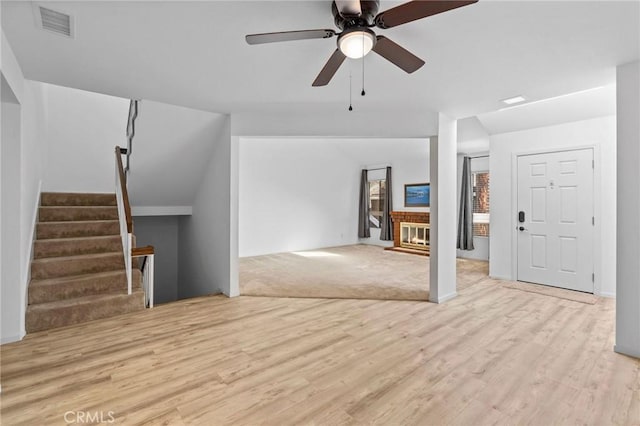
[457,157,475,250]
[380,166,393,240]
[358,169,370,238]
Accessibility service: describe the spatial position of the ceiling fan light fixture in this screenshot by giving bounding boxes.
[338,29,375,59]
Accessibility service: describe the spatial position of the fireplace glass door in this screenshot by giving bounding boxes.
[400,222,430,250]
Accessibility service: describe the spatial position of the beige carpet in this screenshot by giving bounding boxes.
[240,244,489,301]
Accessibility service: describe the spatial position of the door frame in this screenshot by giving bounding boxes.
[510,144,602,295]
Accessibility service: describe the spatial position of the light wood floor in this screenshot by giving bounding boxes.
[1,276,638,425]
[240,244,488,301]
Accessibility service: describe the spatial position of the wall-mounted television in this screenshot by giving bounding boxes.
[404,183,430,207]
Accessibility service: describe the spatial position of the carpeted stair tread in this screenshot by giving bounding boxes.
[26,191,150,333]
[41,192,117,207]
[30,269,141,287]
[29,270,142,304]
[27,290,144,311]
[31,251,125,280]
[37,220,120,239]
[39,206,119,222]
[26,290,145,333]
[34,235,122,259]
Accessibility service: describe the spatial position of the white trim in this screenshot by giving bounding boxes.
[432,291,458,304]
[131,206,193,216]
[614,344,640,359]
[490,274,512,281]
[1,332,25,345]
[20,180,42,338]
[599,291,616,298]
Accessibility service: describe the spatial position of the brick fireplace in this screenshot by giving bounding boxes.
[386,211,430,255]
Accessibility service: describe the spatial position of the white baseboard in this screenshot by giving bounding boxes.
[614,344,640,359]
[225,288,240,298]
[598,291,616,298]
[430,291,458,304]
[490,275,512,281]
[1,331,25,345]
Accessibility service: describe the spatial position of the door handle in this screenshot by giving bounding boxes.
[519,226,526,231]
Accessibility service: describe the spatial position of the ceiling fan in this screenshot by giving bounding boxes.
[245,0,478,87]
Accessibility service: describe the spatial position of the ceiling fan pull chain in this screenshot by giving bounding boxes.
[361,34,366,96]
[349,72,353,111]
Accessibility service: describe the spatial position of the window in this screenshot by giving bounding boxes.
[472,171,490,237]
[369,179,386,228]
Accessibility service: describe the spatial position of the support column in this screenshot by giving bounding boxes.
[229,134,240,297]
[429,113,458,303]
[616,61,640,358]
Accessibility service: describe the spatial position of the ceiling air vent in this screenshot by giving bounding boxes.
[38,6,73,37]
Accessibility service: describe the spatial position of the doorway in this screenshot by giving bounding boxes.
[516,148,594,293]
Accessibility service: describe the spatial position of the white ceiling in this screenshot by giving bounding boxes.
[477,84,616,135]
[2,0,638,134]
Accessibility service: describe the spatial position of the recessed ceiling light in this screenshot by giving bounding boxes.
[498,86,606,112]
[501,95,526,105]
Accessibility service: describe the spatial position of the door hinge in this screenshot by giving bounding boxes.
[592,216,595,226]
[592,159,595,169]
[592,273,595,283]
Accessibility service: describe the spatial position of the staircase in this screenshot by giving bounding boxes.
[26,192,145,333]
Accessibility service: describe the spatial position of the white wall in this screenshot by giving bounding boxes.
[2,82,23,343]
[391,156,431,214]
[132,216,179,304]
[1,30,48,343]
[19,81,47,300]
[489,115,616,297]
[456,154,490,261]
[178,117,234,297]
[232,110,438,139]
[615,61,640,358]
[42,84,129,193]
[362,156,430,247]
[238,138,430,257]
[239,138,361,257]
[129,100,228,209]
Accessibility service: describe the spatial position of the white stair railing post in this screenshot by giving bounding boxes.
[115,147,133,295]
[126,234,132,294]
[133,250,154,308]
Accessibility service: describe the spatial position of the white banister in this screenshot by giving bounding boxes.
[132,247,155,308]
[115,146,133,295]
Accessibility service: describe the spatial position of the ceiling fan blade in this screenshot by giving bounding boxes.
[335,0,362,17]
[312,49,347,87]
[246,29,336,45]
[372,36,425,73]
[375,0,478,29]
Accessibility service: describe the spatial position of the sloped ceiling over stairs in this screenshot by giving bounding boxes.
[127,100,229,210]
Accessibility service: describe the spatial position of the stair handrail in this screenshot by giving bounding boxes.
[115,146,133,295]
[125,100,139,175]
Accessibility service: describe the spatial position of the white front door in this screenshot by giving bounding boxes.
[517,149,594,293]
